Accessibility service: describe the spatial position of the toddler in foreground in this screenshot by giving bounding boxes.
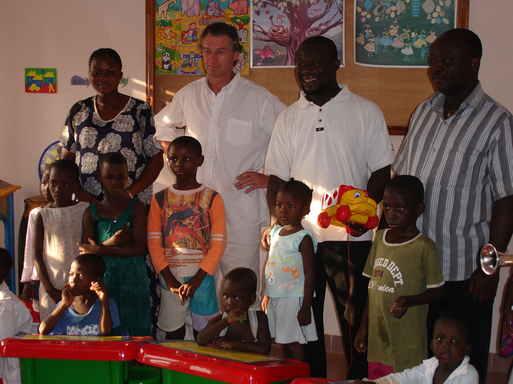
[197,267,271,354]
[263,179,317,361]
[39,253,120,336]
[354,311,478,384]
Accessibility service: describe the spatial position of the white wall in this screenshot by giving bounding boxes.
[470,0,513,355]
[1,0,512,351]
[0,0,148,216]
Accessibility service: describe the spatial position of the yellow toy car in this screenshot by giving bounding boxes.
[317,185,378,230]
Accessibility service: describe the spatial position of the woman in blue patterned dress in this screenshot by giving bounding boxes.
[60,48,164,336]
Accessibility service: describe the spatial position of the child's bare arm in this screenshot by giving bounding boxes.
[78,201,147,257]
[91,281,113,335]
[197,309,248,346]
[253,311,271,354]
[78,207,103,254]
[355,297,369,353]
[81,207,95,244]
[100,224,132,247]
[261,295,269,312]
[32,212,61,303]
[297,235,315,326]
[214,311,271,354]
[22,282,33,301]
[390,285,445,319]
[39,283,73,335]
[196,313,229,346]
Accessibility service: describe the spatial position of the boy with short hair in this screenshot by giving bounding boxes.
[0,248,33,384]
[355,175,445,377]
[197,267,271,354]
[354,311,478,383]
[39,253,120,336]
[148,136,227,339]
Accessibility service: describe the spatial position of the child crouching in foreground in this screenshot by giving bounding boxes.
[39,254,120,336]
[354,311,478,384]
[197,267,271,354]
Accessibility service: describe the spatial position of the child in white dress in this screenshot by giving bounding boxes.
[263,179,317,361]
[32,160,88,320]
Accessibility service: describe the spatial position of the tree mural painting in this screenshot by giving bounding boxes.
[252,0,344,67]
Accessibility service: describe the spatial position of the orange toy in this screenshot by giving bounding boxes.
[317,185,378,230]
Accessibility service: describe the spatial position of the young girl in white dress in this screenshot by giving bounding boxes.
[263,179,318,361]
[32,160,88,320]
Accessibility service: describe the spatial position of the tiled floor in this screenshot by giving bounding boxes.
[270,343,347,381]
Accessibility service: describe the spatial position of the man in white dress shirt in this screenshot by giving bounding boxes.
[155,23,285,298]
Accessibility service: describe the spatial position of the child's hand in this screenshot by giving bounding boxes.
[261,226,272,251]
[22,282,33,301]
[261,295,269,312]
[90,281,108,302]
[109,224,132,246]
[75,187,100,203]
[390,296,410,319]
[176,283,195,304]
[345,221,369,237]
[297,306,312,326]
[213,337,235,349]
[61,283,74,307]
[226,308,247,324]
[175,274,203,304]
[77,239,100,255]
[354,325,368,353]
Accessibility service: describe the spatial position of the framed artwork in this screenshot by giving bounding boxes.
[25,68,57,93]
[251,0,344,68]
[154,0,251,75]
[354,0,457,67]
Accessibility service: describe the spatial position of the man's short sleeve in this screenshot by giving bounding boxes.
[154,90,186,143]
[264,111,293,181]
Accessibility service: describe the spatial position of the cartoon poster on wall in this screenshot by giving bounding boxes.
[252,0,344,68]
[155,0,250,75]
[25,68,57,93]
[354,0,456,67]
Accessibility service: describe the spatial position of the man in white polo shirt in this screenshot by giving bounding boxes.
[265,36,394,379]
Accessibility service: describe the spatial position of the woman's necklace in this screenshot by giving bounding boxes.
[443,104,459,118]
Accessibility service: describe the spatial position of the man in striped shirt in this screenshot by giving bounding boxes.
[394,28,513,384]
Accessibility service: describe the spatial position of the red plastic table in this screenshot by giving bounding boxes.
[0,335,148,384]
[137,340,310,384]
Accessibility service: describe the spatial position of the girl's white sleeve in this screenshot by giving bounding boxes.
[21,208,42,282]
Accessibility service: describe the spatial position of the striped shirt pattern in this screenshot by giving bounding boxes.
[394,83,513,281]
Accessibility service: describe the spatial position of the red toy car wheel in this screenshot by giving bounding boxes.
[335,205,351,223]
[317,212,331,228]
